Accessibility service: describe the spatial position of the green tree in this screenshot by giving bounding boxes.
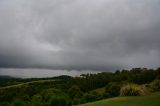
[105,82,120,97]
[68,85,83,99]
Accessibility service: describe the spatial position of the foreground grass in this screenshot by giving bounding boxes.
[79,92,160,106]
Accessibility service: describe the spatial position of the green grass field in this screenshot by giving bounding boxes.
[79,92,160,106]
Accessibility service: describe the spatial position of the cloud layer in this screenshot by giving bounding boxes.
[0,0,160,74]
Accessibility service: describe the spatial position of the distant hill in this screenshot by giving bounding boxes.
[0,75,17,80]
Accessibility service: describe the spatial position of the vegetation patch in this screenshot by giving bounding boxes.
[150,80,160,92]
[0,68,160,105]
[120,84,149,96]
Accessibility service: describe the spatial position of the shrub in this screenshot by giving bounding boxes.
[40,88,64,101]
[83,93,95,102]
[73,98,81,105]
[102,92,111,98]
[12,99,26,106]
[105,82,120,97]
[49,96,71,106]
[150,80,160,92]
[82,90,107,104]
[40,88,71,105]
[68,85,83,99]
[0,102,10,106]
[120,84,149,96]
[79,97,87,104]
[30,94,43,106]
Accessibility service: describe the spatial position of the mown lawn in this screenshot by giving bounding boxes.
[78,92,160,106]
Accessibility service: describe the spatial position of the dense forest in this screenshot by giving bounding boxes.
[0,67,160,106]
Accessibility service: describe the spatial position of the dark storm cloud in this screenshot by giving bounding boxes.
[0,0,160,73]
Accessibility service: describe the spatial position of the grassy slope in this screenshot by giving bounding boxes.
[79,92,160,106]
[0,80,55,90]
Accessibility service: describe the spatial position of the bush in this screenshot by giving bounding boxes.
[12,99,26,106]
[83,92,97,102]
[120,84,149,96]
[105,82,120,97]
[150,80,160,92]
[72,98,81,105]
[0,102,10,106]
[39,88,71,106]
[30,94,43,106]
[49,96,71,106]
[40,88,65,101]
[68,85,83,99]
[81,90,107,104]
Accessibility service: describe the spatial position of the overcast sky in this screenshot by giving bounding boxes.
[0,0,160,77]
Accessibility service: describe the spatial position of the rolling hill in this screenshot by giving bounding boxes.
[78,92,160,106]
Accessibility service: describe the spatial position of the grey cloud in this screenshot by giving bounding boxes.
[0,0,160,74]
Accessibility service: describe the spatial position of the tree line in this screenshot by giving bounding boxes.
[0,67,160,106]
